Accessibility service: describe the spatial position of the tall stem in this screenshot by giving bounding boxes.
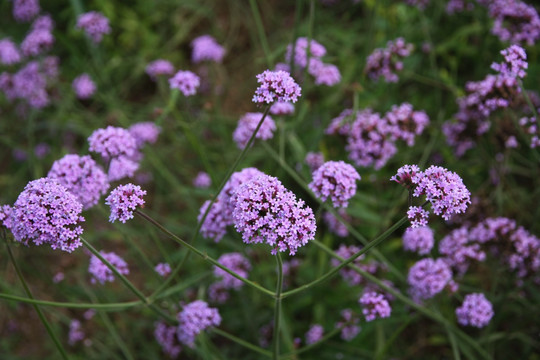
[249,0,272,68]
[272,252,284,360]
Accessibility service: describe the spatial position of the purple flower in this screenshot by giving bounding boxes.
[491,45,528,79]
[309,160,361,208]
[52,272,64,283]
[193,171,211,188]
[32,14,54,31]
[331,244,382,286]
[68,320,85,346]
[107,156,140,182]
[285,37,327,69]
[168,70,200,96]
[305,324,324,345]
[456,293,494,328]
[439,226,486,275]
[323,210,350,237]
[176,300,221,348]
[384,103,429,146]
[155,263,172,277]
[146,59,175,80]
[12,61,49,108]
[231,174,316,256]
[88,251,129,284]
[214,252,251,289]
[405,0,430,10]
[12,0,40,22]
[7,178,84,252]
[198,198,229,242]
[489,0,540,45]
[252,70,302,105]
[128,121,161,148]
[359,291,392,321]
[403,226,434,255]
[88,126,138,160]
[76,11,111,43]
[270,101,295,116]
[335,309,360,341]
[308,60,341,86]
[208,282,230,304]
[191,35,226,64]
[105,183,146,223]
[47,154,109,210]
[155,321,182,358]
[0,39,21,65]
[365,38,413,83]
[305,152,324,172]
[233,112,276,149]
[34,143,50,158]
[0,205,13,229]
[21,22,54,57]
[408,258,453,301]
[72,73,96,99]
[407,206,429,228]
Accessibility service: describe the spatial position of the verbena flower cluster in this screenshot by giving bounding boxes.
[177,300,221,348]
[105,183,146,223]
[88,126,138,160]
[168,70,200,96]
[252,70,301,105]
[193,171,212,188]
[305,324,324,345]
[191,35,225,64]
[308,160,361,208]
[47,154,109,209]
[359,291,392,321]
[6,178,84,252]
[305,151,324,172]
[12,0,40,23]
[146,59,175,80]
[0,39,22,65]
[213,252,251,290]
[76,11,111,43]
[323,209,350,238]
[233,112,276,149]
[488,0,540,45]
[365,38,413,83]
[128,122,161,148]
[231,174,316,255]
[331,244,382,286]
[455,293,494,328]
[335,309,361,341]
[519,116,540,148]
[155,263,171,277]
[402,226,434,255]
[407,258,453,302]
[88,251,130,284]
[154,321,182,358]
[72,73,96,99]
[384,103,430,146]
[270,101,295,116]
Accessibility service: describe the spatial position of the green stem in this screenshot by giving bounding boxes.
[212,328,272,358]
[136,210,275,298]
[98,311,135,360]
[272,253,284,360]
[281,326,342,358]
[446,323,462,360]
[281,216,408,298]
[6,242,69,360]
[0,293,141,310]
[156,89,180,127]
[249,0,273,68]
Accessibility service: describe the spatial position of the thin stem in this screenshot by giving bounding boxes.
[156,89,180,127]
[99,311,135,360]
[272,253,284,360]
[519,80,539,119]
[281,326,342,358]
[281,216,408,298]
[6,241,69,360]
[136,210,275,298]
[446,323,462,360]
[212,328,272,358]
[249,0,273,68]
[0,293,141,310]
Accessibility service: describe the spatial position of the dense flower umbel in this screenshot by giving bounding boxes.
[489,0,540,45]
[231,174,316,255]
[88,251,129,284]
[7,178,84,252]
[359,291,392,321]
[88,126,138,160]
[335,309,361,341]
[305,324,324,345]
[214,252,251,289]
[47,154,109,210]
[155,321,182,358]
[21,26,54,57]
[232,112,276,149]
[384,103,430,146]
[168,70,200,96]
[0,39,21,65]
[12,0,40,23]
[252,70,301,105]
[439,226,486,275]
[270,101,295,115]
[191,35,225,64]
[309,160,361,208]
[402,226,434,255]
[198,198,229,242]
[177,300,221,348]
[145,59,175,80]
[193,171,211,188]
[155,263,171,277]
[365,38,413,83]
[107,156,139,182]
[491,45,528,79]
[285,37,327,69]
[76,11,111,43]
[72,73,96,99]
[105,183,146,223]
[305,152,324,172]
[456,293,494,328]
[408,258,453,301]
[128,122,161,148]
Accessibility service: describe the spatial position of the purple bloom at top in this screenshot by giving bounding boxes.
[12,0,40,23]
[252,70,301,105]
[489,0,540,45]
[193,171,211,188]
[155,263,172,277]
[168,70,200,96]
[146,59,175,80]
[305,324,324,345]
[32,14,54,31]
[359,291,392,321]
[72,73,96,99]
[107,156,139,182]
[47,154,109,210]
[439,226,486,275]
[155,321,182,358]
[323,210,350,237]
[365,37,413,83]
[76,11,111,43]
[335,309,361,341]
[390,164,421,189]
[21,27,54,57]
[6,178,84,252]
[232,112,276,149]
[105,183,146,223]
[128,121,161,148]
[384,103,430,146]
[231,174,316,256]
[456,293,494,328]
[214,252,251,289]
[285,37,327,69]
[88,126,138,160]
[191,35,226,64]
[491,45,528,79]
[402,226,434,255]
[198,198,229,242]
[270,101,295,116]
[88,251,129,284]
[309,160,361,208]
[0,39,22,65]
[407,258,452,301]
[305,152,324,172]
[308,59,341,86]
[176,300,221,348]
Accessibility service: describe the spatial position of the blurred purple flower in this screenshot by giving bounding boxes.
[88,251,129,284]
[214,252,251,289]
[146,59,175,80]
[0,39,21,65]
[191,35,225,64]
[12,0,40,23]
[193,171,211,188]
[76,11,111,43]
[233,112,276,149]
[359,291,392,321]
[305,324,324,345]
[456,293,494,328]
[155,263,171,277]
[309,160,360,208]
[72,73,96,99]
[176,300,221,348]
[88,126,137,160]
[402,226,434,255]
[169,70,200,96]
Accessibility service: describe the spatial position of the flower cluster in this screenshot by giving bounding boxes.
[384,103,430,146]
[456,293,494,328]
[305,324,324,345]
[193,171,211,188]
[68,320,85,346]
[270,101,295,116]
[6,178,84,252]
[12,0,40,23]
[488,0,540,45]
[88,251,130,284]
[76,11,111,43]
[0,39,21,65]
[323,210,350,238]
[21,16,54,57]
[232,112,276,149]
[213,252,251,290]
[519,117,540,148]
[365,38,413,83]
[252,70,301,105]
[88,126,138,160]
[128,122,161,148]
[331,244,381,286]
[177,300,221,348]
[335,309,361,341]
[72,73,96,99]
[359,291,392,322]
[407,258,453,301]
[154,321,182,358]
[168,70,200,96]
[145,59,175,80]
[491,45,528,79]
[155,263,171,277]
[439,226,486,275]
[402,226,434,255]
[47,154,109,209]
[305,151,324,172]
[309,160,361,208]
[191,35,225,64]
[231,174,316,255]
[105,183,146,223]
